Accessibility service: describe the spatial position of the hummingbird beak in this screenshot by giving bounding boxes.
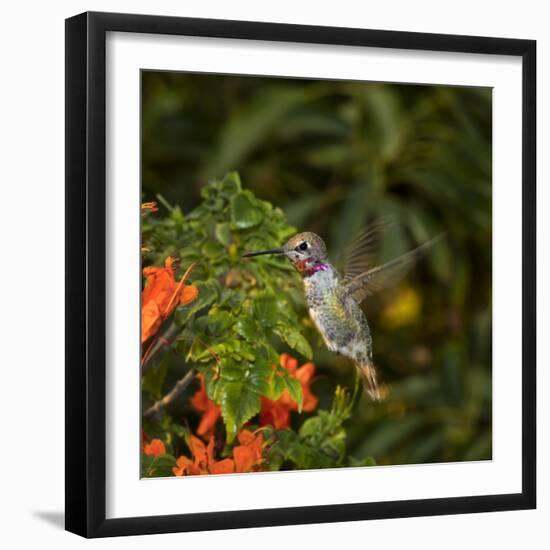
[242,247,285,258]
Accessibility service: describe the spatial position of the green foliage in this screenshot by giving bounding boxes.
[141,453,177,478]
[142,173,310,442]
[266,386,375,470]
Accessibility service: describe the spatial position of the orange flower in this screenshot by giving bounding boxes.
[233,429,264,473]
[259,353,318,429]
[172,430,266,476]
[258,395,292,430]
[143,438,166,457]
[190,374,221,439]
[172,435,235,476]
[141,201,159,214]
[172,455,198,476]
[141,258,198,343]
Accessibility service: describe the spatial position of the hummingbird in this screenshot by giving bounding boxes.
[243,223,440,400]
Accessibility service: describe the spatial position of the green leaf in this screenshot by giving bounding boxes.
[230,191,263,229]
[219,380,261,442]
[215,222,232,246]
[253,294,279,327]
[220,172,242,197]
[321,427,346,460]
[235,317,259,341]
[283,376,303,410]
[141,454,155,476]
[205,309,235,336]
[264,387,353,470]
[299,416,322,439]
[201,240,225,259]
[266,373,286,401]
[247,366,271,396]
[142,351,171,400]
[275,325,313,360]
[174,280,219,326]
[141,453,177,478]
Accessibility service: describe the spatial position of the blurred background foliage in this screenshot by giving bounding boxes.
[142,71,492,466]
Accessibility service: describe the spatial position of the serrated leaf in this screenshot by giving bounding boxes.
[234,317,259,341]
[219,380,261,442]
[238,343,256,362]
[253,294,279,327]
[275,326,313,360]
[206,309,235,336]
[187,338,216,362]
[247,356,272,393]
[267,373,286,400]
[283,376,303,410]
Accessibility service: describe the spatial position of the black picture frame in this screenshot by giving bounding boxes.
[65,11,536,538]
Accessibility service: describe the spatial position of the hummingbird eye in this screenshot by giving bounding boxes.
[298,241,308,251]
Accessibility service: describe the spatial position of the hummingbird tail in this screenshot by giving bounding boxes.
[358,361,383,401]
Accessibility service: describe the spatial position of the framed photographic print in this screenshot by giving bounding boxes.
[65,11,536,538]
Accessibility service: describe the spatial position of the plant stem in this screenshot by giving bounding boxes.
[350,368,362,412]
[143,368,197,421]
[141,323,178,375]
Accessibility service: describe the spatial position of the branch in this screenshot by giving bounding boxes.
[141,322,178,375]
[143,368,196,421]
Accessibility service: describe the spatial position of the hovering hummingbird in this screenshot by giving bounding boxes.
[243,223,440,400]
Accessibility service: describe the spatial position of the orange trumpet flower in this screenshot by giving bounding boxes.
[172,430,266,476]
[172,435,235,476]
[233,429,264,473]
[259,353,318,430]
[142,438,166,457]
[141,258,198,344]
[190,374,221,439]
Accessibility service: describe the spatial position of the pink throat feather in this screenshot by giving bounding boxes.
[294,258,329,277]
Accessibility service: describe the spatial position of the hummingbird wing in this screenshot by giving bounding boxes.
[339,219,394,284]
[343,235,443,304]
